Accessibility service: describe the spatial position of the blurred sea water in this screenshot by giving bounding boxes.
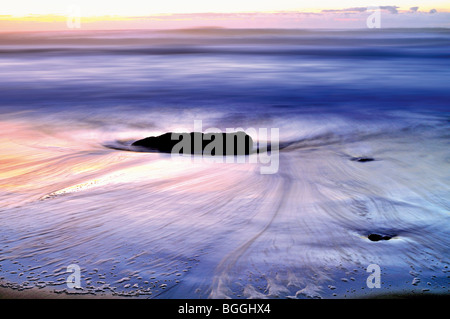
[0,28,449,298]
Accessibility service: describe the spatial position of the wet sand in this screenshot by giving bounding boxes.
[0,113,448,299]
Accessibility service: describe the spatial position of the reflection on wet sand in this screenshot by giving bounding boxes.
[0,115,448,298]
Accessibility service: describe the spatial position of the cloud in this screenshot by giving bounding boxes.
[410,7,419,13]
[380,6,399,14]
[429,9,437,14]
[321,6,399,14]
[322,7,367,13]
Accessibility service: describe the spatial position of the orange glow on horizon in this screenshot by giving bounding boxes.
[1,2,449,31]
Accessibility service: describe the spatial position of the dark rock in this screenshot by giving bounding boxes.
[368,234,393,242]
[131,131,253,155]
[351,157,375,162]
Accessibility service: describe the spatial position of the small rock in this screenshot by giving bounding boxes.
[368,234,393,241]
[351,157,375,162]
[132,131,254,156]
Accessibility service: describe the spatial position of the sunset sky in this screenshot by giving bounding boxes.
[1,1,449,30]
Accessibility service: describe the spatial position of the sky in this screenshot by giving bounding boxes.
[1,1,449,31]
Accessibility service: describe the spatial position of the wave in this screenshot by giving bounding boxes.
[0,46,449,59]
[1,28,449,58]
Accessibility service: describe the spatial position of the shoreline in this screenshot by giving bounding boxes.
[1,278,448,299]
[1,285,448,299]
[0,284,122,299]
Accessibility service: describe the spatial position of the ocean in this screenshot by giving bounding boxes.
[0,28,449,298]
